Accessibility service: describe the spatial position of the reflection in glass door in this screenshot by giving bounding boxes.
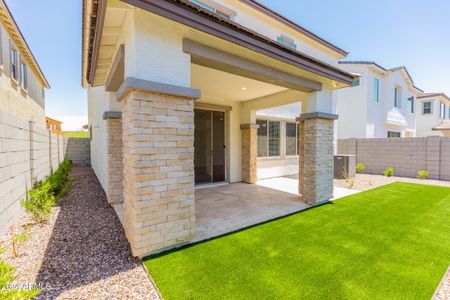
[194,109,225,184]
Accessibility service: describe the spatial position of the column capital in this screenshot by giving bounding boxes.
[240,123,260,129]
[296,112,338,122]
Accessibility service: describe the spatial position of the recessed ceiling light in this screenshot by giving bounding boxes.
[241,87,247,90]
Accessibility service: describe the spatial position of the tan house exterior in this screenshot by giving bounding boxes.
[82,0,355,257]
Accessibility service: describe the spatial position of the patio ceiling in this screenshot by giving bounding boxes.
[191,64,288,102]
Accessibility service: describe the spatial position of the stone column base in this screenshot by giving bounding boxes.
[240,123,258,184]
[297,113,337,204]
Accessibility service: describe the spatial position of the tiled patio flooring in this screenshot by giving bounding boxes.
[194,176,359,243]
[194,182,310,242]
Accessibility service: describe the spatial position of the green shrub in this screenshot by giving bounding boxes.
[417,170,429,180]
[21,160,72,223]
[21,182,55,223]
[356,163,365,173]
[0,246,41,299]
[384,167,394,177]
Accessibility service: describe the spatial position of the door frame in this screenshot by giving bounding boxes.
[194,102,231,184]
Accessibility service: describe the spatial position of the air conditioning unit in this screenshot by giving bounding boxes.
[334,155,356,179]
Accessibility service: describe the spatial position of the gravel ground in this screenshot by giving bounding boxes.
[1,166,160,300]
[334,173,450,191]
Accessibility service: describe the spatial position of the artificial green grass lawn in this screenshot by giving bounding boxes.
[143,183,450,299]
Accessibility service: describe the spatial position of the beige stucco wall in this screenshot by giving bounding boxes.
[0,24,46,127]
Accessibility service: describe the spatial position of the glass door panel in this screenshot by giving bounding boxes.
[212,111,225,182]
[194,109,212,184]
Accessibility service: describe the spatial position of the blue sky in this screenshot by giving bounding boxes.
[6,0,450,118]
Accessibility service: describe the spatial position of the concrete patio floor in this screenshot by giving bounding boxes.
[194,176,359,243]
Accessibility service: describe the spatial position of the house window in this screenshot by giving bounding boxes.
[276,35,297,50]
[440,102,446,119]
[388,131,401,138]
[257,119,280,157]
[20,61,27,90]
[286,122,298,156]
[406,96,414,113]
[423,101,432,114]
[189,0,233,19]
[352,78,360,87]
[394,86,402,108]
[10,47,17,80]
[373,78,379,102]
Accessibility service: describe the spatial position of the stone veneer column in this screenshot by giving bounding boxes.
[240,123,258,184]
[297,113,337,205]
[118,78,200,257]
[104,112,124,205]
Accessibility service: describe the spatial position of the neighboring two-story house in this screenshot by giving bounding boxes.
[416,93,450,137]
[82,0,355,256]
[0,0,49,126]
[335,61,422,138]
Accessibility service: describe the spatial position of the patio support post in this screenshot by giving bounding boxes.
[104,112,124,206]
[297,89,337,205]
[240,123,259,183]
[118,78,200,257]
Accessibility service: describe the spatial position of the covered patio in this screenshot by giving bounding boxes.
[194,177,359,243]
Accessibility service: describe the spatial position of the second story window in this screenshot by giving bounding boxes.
[352,78,360,87]
[20,61,27,90]
[394,86,402,108]
[190,0,233,19]
[423,101,432,114]
[440,102,446,119]
[406,96,414,113]
[373,78,380,102]
[10,47,17,80]
[277,35,297,50]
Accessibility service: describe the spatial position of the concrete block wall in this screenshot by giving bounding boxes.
[0,109,68,234]
[64,138,91,166]
[337,137,450,180]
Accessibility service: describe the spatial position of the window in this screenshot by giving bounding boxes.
[394,86,402,108]
[257,119,280,157]
[352,78,360,87]
[257,119,267,157]
[286,122,299,156]
[406,96,414,113]
[423,101,432,114]
[189,0,233,19]
[276,35,297,50]
[440,102,446,119]
[10,47,17,80]
[20,61,27,90]
[373,78,379,102]
[388,131,401,138]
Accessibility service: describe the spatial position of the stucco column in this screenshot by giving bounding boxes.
[118,77,200,257]
[104,112,123,206]
[240,123,259,183]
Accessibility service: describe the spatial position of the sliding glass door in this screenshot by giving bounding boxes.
[194,109,225,184]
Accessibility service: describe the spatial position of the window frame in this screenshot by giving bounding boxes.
[423,101,432,114]
[10,45,18,81]
[387,131,401,138]
[285,122,299,157]
[440,102,446,119]
[256,119,281,158]
[20,59,27,91]
[406,96,414,114]
[189,0,235,20]
[373,78,380,102]
[394,86,402,108]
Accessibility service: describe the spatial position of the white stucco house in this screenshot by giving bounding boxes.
[335,61,422,139]
[82,0,356,257]
[416,92,450,137]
